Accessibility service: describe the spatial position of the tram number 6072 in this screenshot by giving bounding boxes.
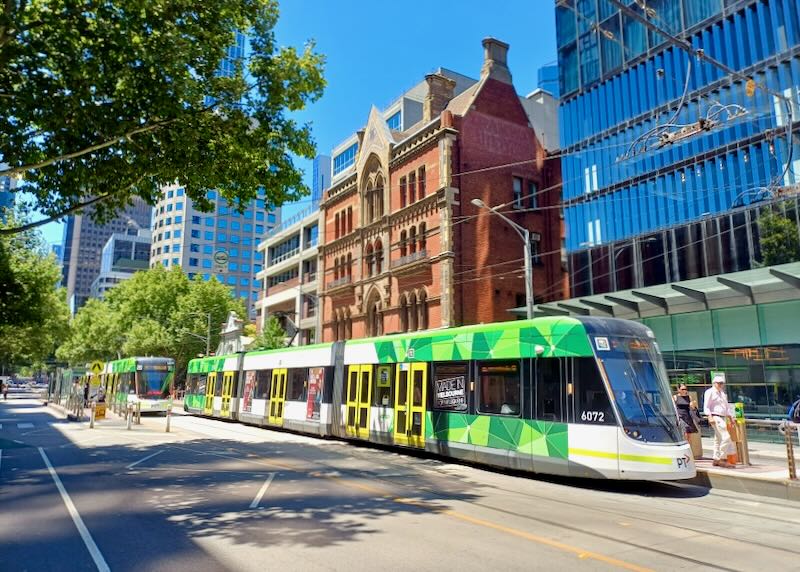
[580,410,605,423]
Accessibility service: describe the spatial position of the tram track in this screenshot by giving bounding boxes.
[167,416,796,571]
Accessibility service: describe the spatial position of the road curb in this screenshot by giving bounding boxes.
[687,469,800,501]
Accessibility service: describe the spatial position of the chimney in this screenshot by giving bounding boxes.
[424,73,457,122]
[481,37,512,84]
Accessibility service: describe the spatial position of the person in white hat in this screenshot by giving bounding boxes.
[703,376,736,468]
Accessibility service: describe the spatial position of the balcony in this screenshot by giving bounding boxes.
[392,249,428,269]
[270,247,300,265]
[265,276,299,297]
[327,275,352,289]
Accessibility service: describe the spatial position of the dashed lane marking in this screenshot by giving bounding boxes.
[249,473,276,509]
[126,449,164,470]
[38,447,110,572]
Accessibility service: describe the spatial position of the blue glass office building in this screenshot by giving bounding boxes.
[557,0,800,295]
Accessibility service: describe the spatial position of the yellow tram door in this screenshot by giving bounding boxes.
[393,363,427,448]
[345,365,372,439]
[220,372,234,418]
[268,368,287,426]
[203,372,216,415]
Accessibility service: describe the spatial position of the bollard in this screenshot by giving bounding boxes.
[785,422,797,480]
[126,405,133,430]
[165,404,172,433]
[136,401,141,425]
[89,402,95,429]
[735,419,751,466]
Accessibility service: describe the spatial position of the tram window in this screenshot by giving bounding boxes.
[433,362,469,412]
[214,374,223,394]
[254,370,271,398]
[573,358,614,425]
[536,358,562,422]
[287,368,307,401]
[196,374,207,395]
[477,361,520,416]
[373,365,393,406]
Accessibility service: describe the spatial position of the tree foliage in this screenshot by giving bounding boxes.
[0,0,325,233]
[0,210,70,369]
[56,267,245,378]
[758,209,800,266]
[249,316,287,350]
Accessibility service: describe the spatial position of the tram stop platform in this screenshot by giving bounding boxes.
[687,437,800,502]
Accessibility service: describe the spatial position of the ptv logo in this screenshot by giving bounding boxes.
[676,454,692,469]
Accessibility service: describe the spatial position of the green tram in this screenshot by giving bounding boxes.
[184,317,695,481]
[97,357,175,413]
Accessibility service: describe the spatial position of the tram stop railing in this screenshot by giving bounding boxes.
[732,418,798,480]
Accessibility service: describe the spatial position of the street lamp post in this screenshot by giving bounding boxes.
[182,312,212,356]
[471,199,534,319]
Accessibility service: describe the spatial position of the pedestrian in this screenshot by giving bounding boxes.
[674,384,702,458]
[703,378,737,468]
[788,395,800,424]
[2,382,7,400]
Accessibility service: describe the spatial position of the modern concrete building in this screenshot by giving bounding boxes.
[148,186,280,315]
[319,38,565,342]
[537,63,560,97]
[0,171,15,221]
[61,198,152,314]
[254,207,320,345]
[89,229,151,299]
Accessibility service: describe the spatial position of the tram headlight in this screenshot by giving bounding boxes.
[624,427,643,440]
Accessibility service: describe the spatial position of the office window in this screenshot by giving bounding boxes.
[202,259,212,269]
[240,277,249,286]
[208,190,217,199]
[175,215,183,224]
[242,263,251,272]
[256,211,265,221]
[174,229,182,238]
[165,217,172,225]
[177,188,184,197]
[230,248,239,257]
[167,190,174,199]
[172,258,179,266]
[229,262,238,271]
[243,237,252,246]
[227,276,236,285]
[203,245,212,254]
[176,202,183,210]
[192,216,201,224]
[205,217,214,226]
[218,219,227,229]
[244,223,253,232]
[190,244,200,253]
[217,232,227,242]
[188,272,195,279]
[164,244,170,253]
[230,234,240,244]
[173,243,180,253]
[400,176,407,208]
[254,264,262,273]
[219,206,229,216]
[529,181,538,209]
[167,204,173,212]
[268,213,276,223]
[255,224,264,234]
[164,231,171,239]
[256,199,264,209]
[252,292,259,300]
[513,177,523,208]
[231,221,240,230]
[189,258,199,267]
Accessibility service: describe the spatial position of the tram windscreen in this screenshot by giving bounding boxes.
[137,367,172,398]
[594,336,682,444]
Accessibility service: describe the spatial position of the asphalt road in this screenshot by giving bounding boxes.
[1,394,799,572]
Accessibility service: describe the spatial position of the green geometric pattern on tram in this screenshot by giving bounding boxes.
[363,318,593,364]
[110,358,136,373]
[188,356,230,374]
[426,412,568,459]
[185,394,204,409]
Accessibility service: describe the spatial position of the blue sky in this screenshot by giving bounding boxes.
[40,0,557,246]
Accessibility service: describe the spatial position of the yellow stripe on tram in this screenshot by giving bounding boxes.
[568,448,674,466]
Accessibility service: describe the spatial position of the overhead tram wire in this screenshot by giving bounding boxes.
[606,0,795,191]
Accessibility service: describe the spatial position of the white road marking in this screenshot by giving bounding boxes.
[249,472,276,509]
[17,423,33,429]
[38,447,110,572]
[126,449,164,470]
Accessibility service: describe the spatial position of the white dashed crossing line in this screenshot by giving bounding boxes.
[249,472,276,509]
[126,449,164,470]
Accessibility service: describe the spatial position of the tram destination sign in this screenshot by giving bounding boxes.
[435,376,467,411]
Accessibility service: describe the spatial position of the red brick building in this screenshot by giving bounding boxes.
[319,38,567,342]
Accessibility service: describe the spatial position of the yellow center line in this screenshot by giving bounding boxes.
[320,472,654,572]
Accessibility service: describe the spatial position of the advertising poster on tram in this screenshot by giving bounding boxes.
[306,367,325,420]
[435,375,468,411]
[242,370,255,413]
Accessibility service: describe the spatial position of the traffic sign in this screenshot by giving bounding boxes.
[213,250,229,274]
[90,361,104,375]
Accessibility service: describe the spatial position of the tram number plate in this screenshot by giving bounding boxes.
[580,410,605,423]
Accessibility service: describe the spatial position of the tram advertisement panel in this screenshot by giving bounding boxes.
[435,376,467,411]
[242,371,255,413]
[306,367,325,420]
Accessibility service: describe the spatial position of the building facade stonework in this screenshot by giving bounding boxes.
[319,38,566,342]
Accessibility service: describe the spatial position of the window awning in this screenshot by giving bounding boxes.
[511,262,800,319]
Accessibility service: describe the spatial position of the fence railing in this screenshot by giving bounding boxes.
[392,249,427,268]
[327,275,351,289]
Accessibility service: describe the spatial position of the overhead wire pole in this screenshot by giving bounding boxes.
[607,0,794,182]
